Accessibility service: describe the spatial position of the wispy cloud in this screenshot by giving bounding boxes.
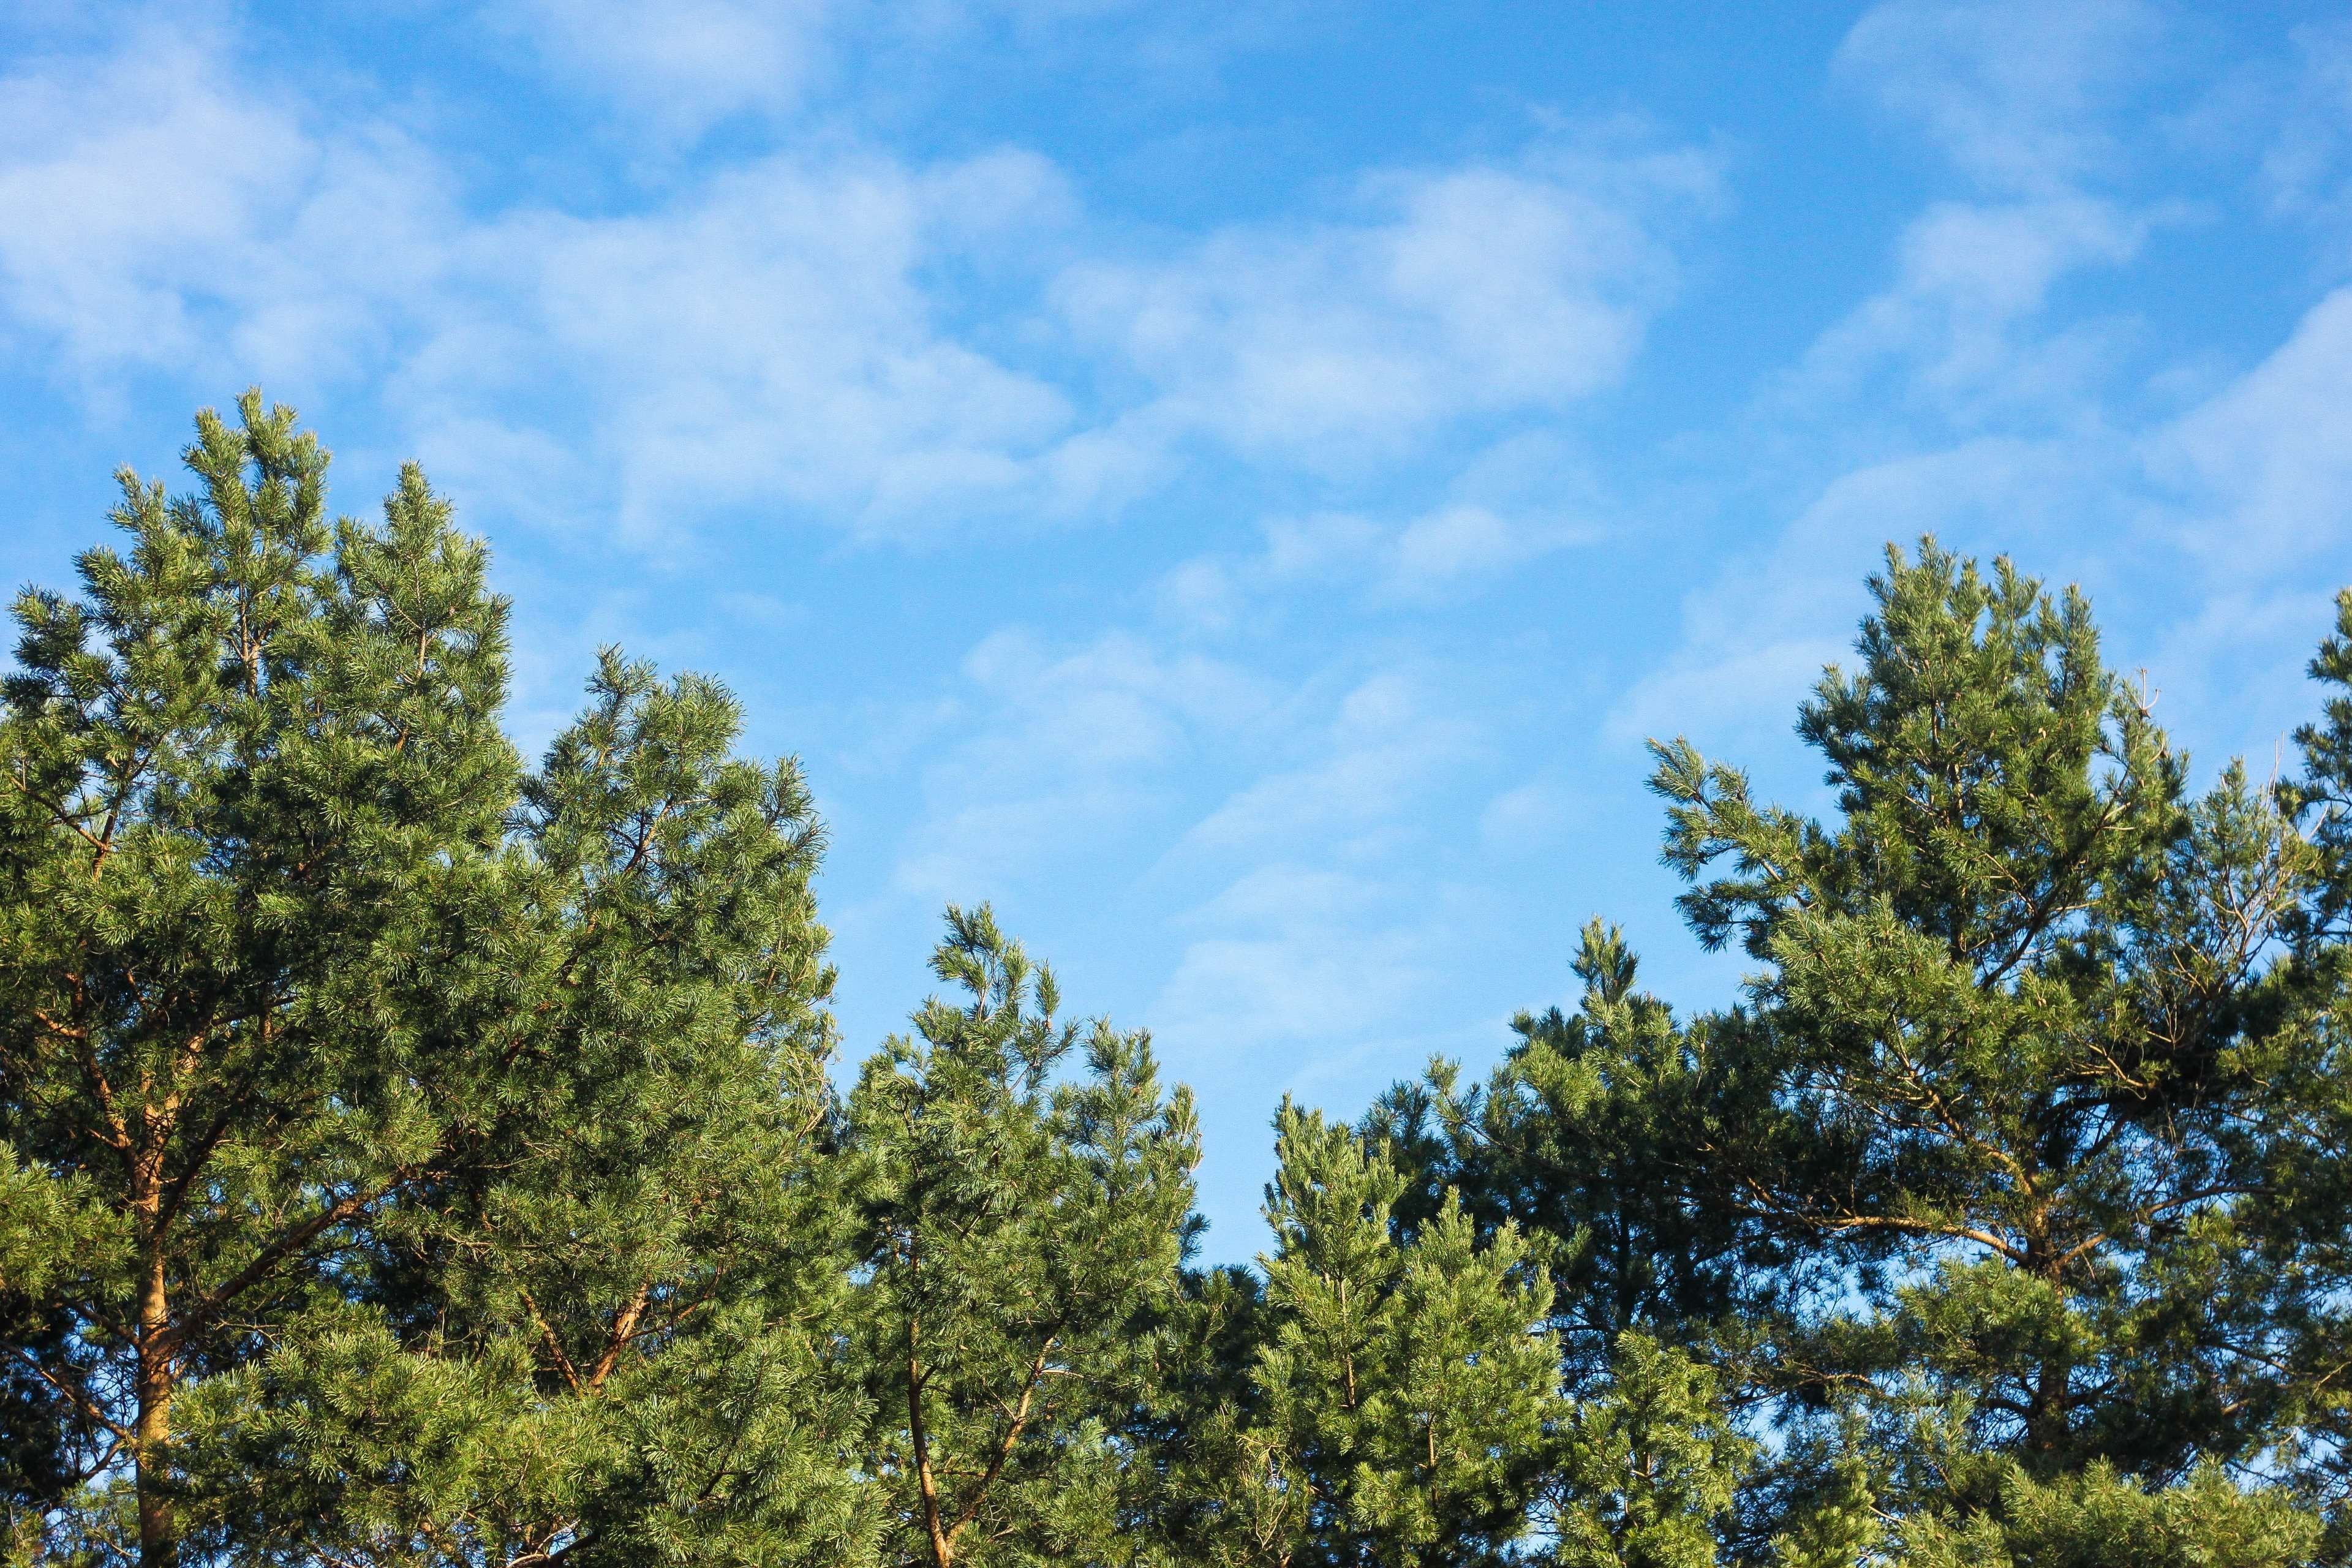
[0,22,1716,551]
[450,148,1089,541]
[888,628,1280,902]
[0,23,1120,539]
[2259,20,2352,235]
[1174,669,1483,861]
[498,0,836,144]
[2156,287,2352,574]
[1158,500,1591,631]
[1787,197,2157,426]
[1056,135,1719,465]
[1777,0,2189,434]
[0,22,460,388]
[1834,0,2164,196]
[1635,0,2284,774]
[1613,436,2138,755]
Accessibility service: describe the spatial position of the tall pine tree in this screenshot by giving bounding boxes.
[848,906,1200,1568]
[0,396,516,1562]
[1184,1101,1563,1567]
[169,655,867,1567]
[0,396,860,1566]
[1642,542,2311,1493]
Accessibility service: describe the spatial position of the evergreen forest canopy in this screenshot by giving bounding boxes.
[7,394,2352,1567]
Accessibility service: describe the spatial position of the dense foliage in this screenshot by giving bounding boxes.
[6,398,2352,1566]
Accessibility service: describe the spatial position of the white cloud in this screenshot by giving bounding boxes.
[1645,0,2340,805]
[1158,499,1589,632]
[1056,138,1717,463]
[1153,872,1433,1051]
[1140,853,1505,1251]
[1785,2,2184,433]
[1835,0,2163,196]
[500,0,835,144]
[1144,853,1505,1226]
[2128,581,2343,771]
[1790,197,2154,424]
[1154,512,1376,633]
[1177,669,1483,862]
[880,624,1506,1117]
[889,628,1279,900]
[461,148,1088,541]
[0,26,1123,540]
[491,0,1275,152]
[0,25,460,388]
[2260,21,2352,233]
[895,646,1488,909]
[1477,780,1574,851]
[958,626,1272,773]
[1390,504,1551,591]
[1632,271,2352,783]
[0,25,1707,548]
[2156,286,2352,573]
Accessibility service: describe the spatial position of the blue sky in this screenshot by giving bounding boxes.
[5,0,2351,1258]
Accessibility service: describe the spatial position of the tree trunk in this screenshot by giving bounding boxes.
[2025,1351,2067,1464]
[2022,1227,2067,1466]
[907,1322,953,1568]
[134,1174,176,1566]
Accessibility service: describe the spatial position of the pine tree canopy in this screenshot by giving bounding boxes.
[7,398,2352,1567]
[848,903,1200,1568]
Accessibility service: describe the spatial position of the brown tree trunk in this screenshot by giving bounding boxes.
[2022,1221,2067,1464]
[133,1169,176,1566]
[2026,1351,2068,1463]
[907,1321,953,1568]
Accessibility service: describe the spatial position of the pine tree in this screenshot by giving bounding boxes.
[1635,542,2319,1521]
[0,396,862,1566]
[1195,1101,1563,1567]
[1365,917,1768,1390]
[1369,538,2343,1555]
[170,655,868,1567]
[1548,1333,1751,1568]
[1895,1461,2316,1567]
[2286,588,2352,943]
[0,396,516,1563]
[20,400,2352,1568]
[2264,586,2352,1549]
[1360,917,1780,1564]
[849,905,1201,1568]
